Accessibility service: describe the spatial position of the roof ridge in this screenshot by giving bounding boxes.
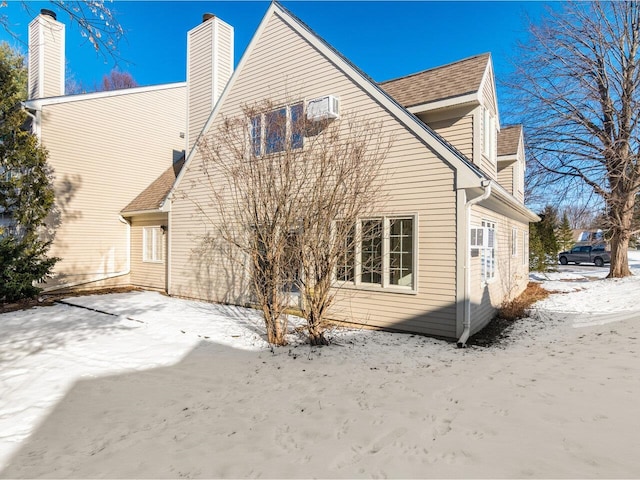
[500,124,523,131]
[379,52,491,85]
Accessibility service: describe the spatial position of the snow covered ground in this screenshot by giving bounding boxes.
[1,250,639,478]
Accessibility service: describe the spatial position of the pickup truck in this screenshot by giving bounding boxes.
[558,245,611,267]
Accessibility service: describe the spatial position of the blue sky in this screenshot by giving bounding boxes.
[1,1,550,102]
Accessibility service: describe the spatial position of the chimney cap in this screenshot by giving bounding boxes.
[202,13,215,23]
[40,9,57,20]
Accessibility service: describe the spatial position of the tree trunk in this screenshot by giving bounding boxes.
[308,329,329,346]
[608,194,634,278]
[608,234,632,278]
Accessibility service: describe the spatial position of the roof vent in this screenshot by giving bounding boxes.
[307,95,340,122]
[40,9,57,20]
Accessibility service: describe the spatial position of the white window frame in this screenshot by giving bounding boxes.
[482,107,495,161]
[523,231,529,267]
[250,102,304,156]
[142,226,164,263]
[335,214,418,294]
[471,219,496,283]
[512,227,518,257]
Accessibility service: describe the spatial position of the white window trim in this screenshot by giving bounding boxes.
[142,226,164,263]
[482,107,495,162]
[250,102,304,156]
[471,219,497,284]
[512,227,518,257]
[336,214,419,295]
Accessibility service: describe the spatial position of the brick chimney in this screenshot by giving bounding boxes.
[28,9,65,99]
[186,13,234,152]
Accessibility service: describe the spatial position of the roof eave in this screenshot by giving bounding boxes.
[23,82,187,110]
[480,182,540,223]
[407,92,480,115]
[120,208,166,217]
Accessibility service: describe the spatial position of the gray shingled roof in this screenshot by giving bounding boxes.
[121,158,184,214]
[497,125,522,157]
[379,53,490,108]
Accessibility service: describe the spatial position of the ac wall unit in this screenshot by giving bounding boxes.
[307,95,340,121]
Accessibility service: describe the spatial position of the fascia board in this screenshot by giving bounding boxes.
[23,82,187,110]
[407,92,480,115]
[120,209,164,217]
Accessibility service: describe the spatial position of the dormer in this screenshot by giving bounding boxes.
[497,125,525,202]
[380,53,500,182]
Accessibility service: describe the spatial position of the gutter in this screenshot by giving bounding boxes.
[457,179,492,348]
[42,215,131,292]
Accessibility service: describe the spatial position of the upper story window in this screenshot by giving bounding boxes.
[482,107,495,160]
[251,103,304,156]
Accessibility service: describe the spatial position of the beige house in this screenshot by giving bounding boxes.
[25,4,538,345]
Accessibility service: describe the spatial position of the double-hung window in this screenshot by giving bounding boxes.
[143,226,164,263]
[251,102,304,155]
[482,107,495,160]
[336,215,417,292]
[471,220,496,283]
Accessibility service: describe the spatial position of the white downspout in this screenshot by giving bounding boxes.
[457,179,492,348]
[42,215,131,292]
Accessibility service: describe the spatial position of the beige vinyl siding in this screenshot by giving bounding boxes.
[482,74,497,118]
[479,74,498,181]
[27,20,40,99]
[469,205,529,333]
[425,113,474,160]
[515,140,525,203]
[170,12,459,338]
[28,16,64,99]
[130,214,167,290]
[187,23,213,152]
[497,163,515,195]
[41,86,186,289]
[479,109,497,181]
[215,24,233,100]
[187,18,233,152]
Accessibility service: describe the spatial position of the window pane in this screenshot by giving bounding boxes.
[265,108,286,154]
[251,115,261,156]
[143,226,163,262]
[290,103,304,150]
[389,218,413,287]
[336,223,355,282]
[361,219,382,284]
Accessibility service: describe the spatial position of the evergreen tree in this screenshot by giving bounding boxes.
[0,43,58,302]
[529,205,560,272]
[529,222,548,271]
[556,212,575,252]
[538,205,559,255]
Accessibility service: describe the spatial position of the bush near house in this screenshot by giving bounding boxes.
[1,43,58,302]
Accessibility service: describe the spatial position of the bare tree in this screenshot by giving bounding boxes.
[100,69,138,91]
[293,117,389,345]
[510,1,640,277]
[192,100,389,345]
[1,1,124,62]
